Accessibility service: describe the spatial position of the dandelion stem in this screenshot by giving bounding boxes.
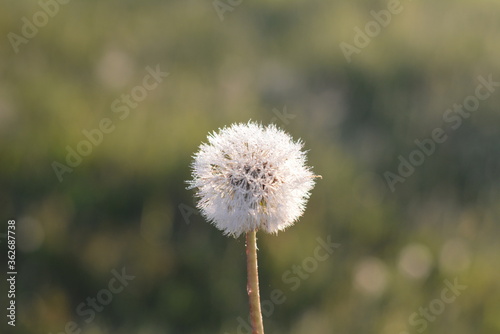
[246,229,264,334]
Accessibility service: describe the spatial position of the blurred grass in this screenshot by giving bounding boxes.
[1,0,500,333]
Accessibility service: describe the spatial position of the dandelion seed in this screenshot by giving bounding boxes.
[187,121,317,237]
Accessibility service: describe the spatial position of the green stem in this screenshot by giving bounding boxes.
[246,229,265,334]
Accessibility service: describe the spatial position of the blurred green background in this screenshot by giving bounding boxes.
[1,0,500,333]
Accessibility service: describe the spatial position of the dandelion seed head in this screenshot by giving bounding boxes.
[187,122,317,237]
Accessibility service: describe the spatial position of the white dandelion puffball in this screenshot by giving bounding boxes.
[188,122,317,237]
